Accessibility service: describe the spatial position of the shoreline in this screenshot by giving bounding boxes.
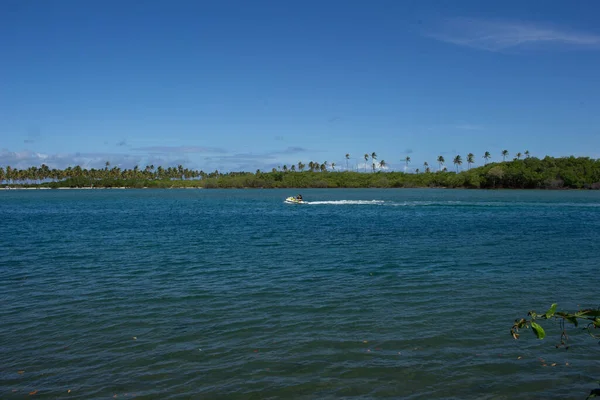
[0,186,594,191]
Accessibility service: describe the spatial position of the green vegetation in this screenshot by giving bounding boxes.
[511,303,600,344]
[1,156,600,189]
[511,304,600,399]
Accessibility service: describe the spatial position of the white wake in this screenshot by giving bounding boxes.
[305,200,385,205]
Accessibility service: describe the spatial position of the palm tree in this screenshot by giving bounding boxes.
[415,168,420,174]
[453,155,462,172]
[525,150,530,158]
[437,156,445,171]
[516,152,522,160]
[502,150,509,161]
[308,161,314,172]
[405,156,411,168]
[283,164,288,172]
[345,153,350,171]
[424,161,429,171]
[371,152,377,172]
[331,162,336,171]
[467,153,475,170]
[364,154,369,172]
[298,161,305,171]
[483,151,491,165]
[323,161,328,171]
[291,165,296,172]
[379,160,386,170]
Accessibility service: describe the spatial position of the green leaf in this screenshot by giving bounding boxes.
[545,303,557,319]
[531,322,546,339]
[577,309,600,318]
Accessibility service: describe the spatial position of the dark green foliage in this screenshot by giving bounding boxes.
[2,156,600,189]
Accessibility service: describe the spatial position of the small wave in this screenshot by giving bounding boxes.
[306,200,385,205]
[301,200,600,208]
[386,201,501,207]
[387,201,600,208]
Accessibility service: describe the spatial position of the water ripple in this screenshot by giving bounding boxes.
[1,189,599,399]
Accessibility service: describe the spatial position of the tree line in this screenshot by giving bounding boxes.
[1,155,600,189]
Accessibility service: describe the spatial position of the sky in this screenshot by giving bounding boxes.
[2,0,600,172]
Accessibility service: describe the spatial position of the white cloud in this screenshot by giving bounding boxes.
[426,18,600,52]
[0,149,180,170]
[1,145,333,173]
[133,145,226,154]
[356,161,390,172]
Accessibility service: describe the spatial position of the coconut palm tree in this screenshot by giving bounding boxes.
[516,152,522,160]
[323,161,329,171]
[502,150,509,161]
[453,155,462,172]
[483,151,491,165]
[405,156,411,168]
[379,160,386,170]
[364,154,369,172]
[437,156,445,171]
[424,161,429,171]
[467,153,475,170]
[331,162,336,171]
[415,168,420,174]
[371,152,377,172]
[345,153,350,171]
[298,161,305,171]
[525,150,530,158]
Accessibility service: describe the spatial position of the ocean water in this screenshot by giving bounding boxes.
[1,188,599,399]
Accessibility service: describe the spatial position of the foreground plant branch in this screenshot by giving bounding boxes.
[511,304,600,399]
[511,303,600,347]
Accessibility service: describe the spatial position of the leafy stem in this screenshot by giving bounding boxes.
[511,304,600,348]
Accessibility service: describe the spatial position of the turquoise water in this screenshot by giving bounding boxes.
[1,188,599,399]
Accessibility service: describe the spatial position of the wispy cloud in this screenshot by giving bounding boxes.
[426,18,600,52]
[0,149,145,170]
[1,145,313,174]
[133,145,227,154]
[277,146,309,155]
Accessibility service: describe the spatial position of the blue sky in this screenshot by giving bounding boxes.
[2,0,600,172]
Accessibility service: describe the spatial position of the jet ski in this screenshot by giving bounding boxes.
[285,196,305,204]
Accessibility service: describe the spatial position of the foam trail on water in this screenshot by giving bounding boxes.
[306,200,385,205]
